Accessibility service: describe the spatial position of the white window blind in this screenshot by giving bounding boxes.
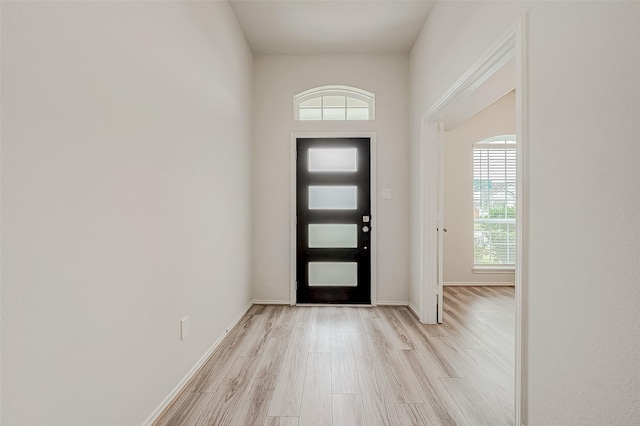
[473,136,516,266]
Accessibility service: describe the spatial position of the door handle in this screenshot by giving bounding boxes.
[362,225,370,233]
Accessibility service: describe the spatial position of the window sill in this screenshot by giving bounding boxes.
[472,266,515,274]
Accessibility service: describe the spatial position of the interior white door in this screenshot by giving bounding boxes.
[437,121,445,323]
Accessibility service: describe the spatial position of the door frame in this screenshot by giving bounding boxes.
[290,132,377,306]
[418,16,528,425]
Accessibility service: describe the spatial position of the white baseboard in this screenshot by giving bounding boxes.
[296,303,372,307]
[444,282,515,286]
[377,301,409,306]
[252,300,291,305]
[142,301,253,426]
[408,302,420,320]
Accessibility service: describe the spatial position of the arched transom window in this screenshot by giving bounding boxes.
[294,85,375,121]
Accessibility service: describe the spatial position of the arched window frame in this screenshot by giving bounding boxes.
[294,85,375,121]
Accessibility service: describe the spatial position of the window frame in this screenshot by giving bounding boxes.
[472,135,517,270]
[294,85,375,121]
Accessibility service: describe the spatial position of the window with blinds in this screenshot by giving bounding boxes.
[473,135,516,266]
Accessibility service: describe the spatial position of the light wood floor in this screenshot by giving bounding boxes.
[154,286,515,426]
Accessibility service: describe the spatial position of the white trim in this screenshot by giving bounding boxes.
[252,300,291,305]
[417,15,528,426]
[290,137,297,306]
[472,267,516,274]
[444,282,515,287]
[290,132,377,306]
[423,30,516,121]
[419,120,440,324]
[295,85,374,100]
[297,303,372,308]
[514,15,529,426]
[437,121,445,324]
[376,301,409,306]
[0,1,3,417]
[408,303,420,320]
[142,302,253,426]
[370,135,378,306]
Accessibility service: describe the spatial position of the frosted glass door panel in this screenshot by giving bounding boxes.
[308,262,357,287]
[309,186,357,210]
[308,224,357,248]
[308,148,357,172]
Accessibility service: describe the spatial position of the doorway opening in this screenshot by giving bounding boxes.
[443,100,517,287]
[418,17,528,425]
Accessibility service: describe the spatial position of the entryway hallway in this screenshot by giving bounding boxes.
[155,287,514,425]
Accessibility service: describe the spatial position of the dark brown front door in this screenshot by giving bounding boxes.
[296,137,371,304]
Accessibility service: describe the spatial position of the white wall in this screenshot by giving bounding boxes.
[410,2,640,424]
[444,91,515,285]
[1,2,253,425]
[253,55,409,304]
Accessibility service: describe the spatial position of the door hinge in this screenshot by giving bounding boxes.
[296,281,298,290]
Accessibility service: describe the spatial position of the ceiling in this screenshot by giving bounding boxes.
[229,0,436,55]
[229,0,514,125]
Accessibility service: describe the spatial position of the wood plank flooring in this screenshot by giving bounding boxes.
[154,286,514,426]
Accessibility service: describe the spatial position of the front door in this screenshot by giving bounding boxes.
[296,137,371,304]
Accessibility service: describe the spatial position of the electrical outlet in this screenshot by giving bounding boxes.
[180,316,190,340]
[381,188,392,199]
